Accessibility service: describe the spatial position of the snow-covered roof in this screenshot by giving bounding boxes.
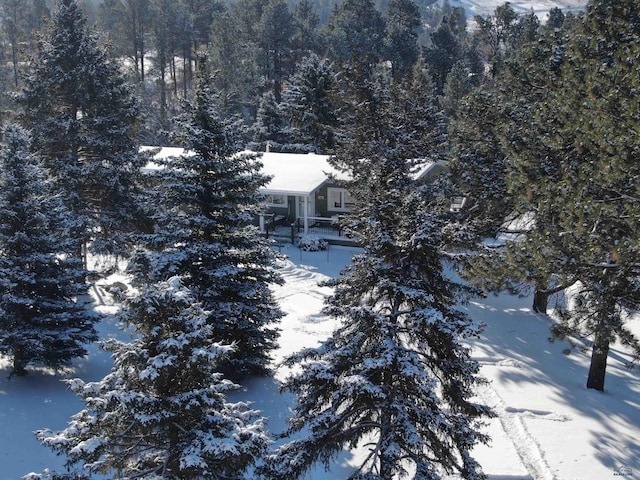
[140,147,345,196]
[139,147,445,195]
[412,159,447,180]
[254,151,346,196]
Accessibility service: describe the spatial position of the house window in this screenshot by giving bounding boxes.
[327,187,354,211]
[265,194,287,207]
[450,196,467,212]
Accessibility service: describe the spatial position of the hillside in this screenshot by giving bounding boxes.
[451,0,586,18]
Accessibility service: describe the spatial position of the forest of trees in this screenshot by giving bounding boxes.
[1,0,639,478]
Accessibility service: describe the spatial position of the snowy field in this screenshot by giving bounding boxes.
[451,0,587,19]
[1,243,638,479]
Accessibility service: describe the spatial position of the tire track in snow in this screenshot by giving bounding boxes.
[477,381,556,480]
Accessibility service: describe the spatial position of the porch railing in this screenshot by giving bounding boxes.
[294,216,343,238]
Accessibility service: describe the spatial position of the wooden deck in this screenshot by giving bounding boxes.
[263,216,357,245]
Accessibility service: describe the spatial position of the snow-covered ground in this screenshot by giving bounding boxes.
[2,243,638,480]
[451,0,587,19]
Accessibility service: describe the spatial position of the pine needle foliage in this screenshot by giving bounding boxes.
[136,56,283,377]
[0,125,98,377]
[17,0,144,257]
[37,278,270,479]
[262,65,490,480]
[451,0,640,390]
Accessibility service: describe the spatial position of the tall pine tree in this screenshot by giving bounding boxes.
[139,56,283,377]
[0,125,98,377]
[17,0,144,259]
[37,277,270,478]
[325,0,386,72]
[383,0,421,79]
[505,0,640,391]
[257,0,296,102]
[250,90,289,152]
[209,0,270,119]
[452,0,640,391]
[291,0,323,63]
[279,53,338,154]
[262,67,490,479]
[447,5,572,311]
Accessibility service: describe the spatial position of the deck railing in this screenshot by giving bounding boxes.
[261,214,349,243]
[294,216,343,238]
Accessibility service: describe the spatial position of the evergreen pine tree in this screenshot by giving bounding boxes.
[279,53,338,154]
[324,0,386,71]
[0,125,98,377]
[141,56,283,377]
[215,0,273,118]
[505,0,640,390]
[446,7,569,310]
[383,0,421,79]
[17,0,144,259]
[291,0,323,63]
[453,0,640,391]
[250,90,289,152]
[105,0,151,83]
[473,2,519,77]
[256,0,296,102]
[440,61,477,117]
[422,19,463,94]
[447,88,514,244]
[36,277,270,478]
[1,0,30,88]
[209,5,261,118]
[262,67,490,479]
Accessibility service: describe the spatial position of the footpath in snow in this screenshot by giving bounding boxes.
[259,245,640,480]
[0,244,638,479]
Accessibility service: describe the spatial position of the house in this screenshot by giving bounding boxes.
[140,147,448,243]
[256,151,348,239]
[257,151,448,242]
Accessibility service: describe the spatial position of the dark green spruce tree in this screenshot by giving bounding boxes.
[139,56,283,377]
[256,0,296,102]
[422,17,466,95]
[324,0,386,72]
[504,0,640,391]
[209,0,263,118]
[37,277,270,478]
[472,2,518,77]
[383,0,422,79]
[452,0,640,391]
[279,53,338,153]
[0,125,98,377]
[250,90,289,152]
[262,66,490,479]
[291,0,323,62]
[17,0,144,260]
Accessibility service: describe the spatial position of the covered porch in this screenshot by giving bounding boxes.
[260,212,347,243]
[257,151,350,242]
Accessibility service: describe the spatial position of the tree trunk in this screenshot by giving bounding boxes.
[533,282,568,314]
[532,288,549,314]
[378,414,391,479]
[166,422,181,476]
[12,345,28,377]
[586,330,609,391]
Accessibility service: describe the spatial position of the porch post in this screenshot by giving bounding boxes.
[259,213,265,233]
[304,195,309,234]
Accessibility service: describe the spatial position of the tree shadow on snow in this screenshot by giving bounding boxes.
[233,375,360,479]
[464,292,640,477]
